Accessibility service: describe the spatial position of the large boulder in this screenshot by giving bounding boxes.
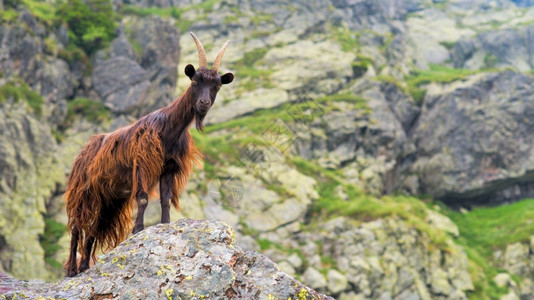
[0,219,333,300]
[92,16,179,117]
[408,71,534,206]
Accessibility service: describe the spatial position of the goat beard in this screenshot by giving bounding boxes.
[195,111,206,132]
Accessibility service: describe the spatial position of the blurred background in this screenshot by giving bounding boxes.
[2,0,534,298]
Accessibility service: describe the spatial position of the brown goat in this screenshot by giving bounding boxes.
[64,33,234,277]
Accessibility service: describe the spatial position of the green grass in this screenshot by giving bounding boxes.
[0,80,44,115]
[0,9,19,23]
[405,64,476,104]
[291,157,449,250]
[119,6,181,18]
[332,26,360,52]
[120,0,219,31]
[445,199,534,259]
[22,0,58,25]
[438,199,534,299]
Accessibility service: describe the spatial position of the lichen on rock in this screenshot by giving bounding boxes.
[0,219,333,300]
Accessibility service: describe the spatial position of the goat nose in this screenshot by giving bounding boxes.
[200,99,210,106]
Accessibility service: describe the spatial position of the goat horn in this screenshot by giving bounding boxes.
[212,40,230,72]
[190,32,207,68]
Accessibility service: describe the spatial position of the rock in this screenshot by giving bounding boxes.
[263,40,356,94]
[500,291,520,300]
[91,16,179,116]
[0,100,64,280]
[287,253,303,269]
[407,71,534,206]
[494,273,515,288]
[303,267,327,290]
[0,219,333,299]
[504,242,531,277]
[327,269,348,294]
[426,210,459,237]
[205,88,289,125]
[296,217,473,299]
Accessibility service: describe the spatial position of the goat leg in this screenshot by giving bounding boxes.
[65,227,80,277]
[160,172,174,223]
[132,190,149,234]
[78,235,95,273]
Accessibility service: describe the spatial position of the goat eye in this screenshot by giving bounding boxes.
[191,80,197,86]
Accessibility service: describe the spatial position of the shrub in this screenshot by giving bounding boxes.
[66,97,111,125]
[57,0,116,56]
[0,80,44,115]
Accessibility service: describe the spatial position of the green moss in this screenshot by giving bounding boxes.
[0,80,44,115]
[65,97,110,125]
[39,218,67,269]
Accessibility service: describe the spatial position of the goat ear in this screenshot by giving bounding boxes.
[185,64,196,79]
[221,73,234,85]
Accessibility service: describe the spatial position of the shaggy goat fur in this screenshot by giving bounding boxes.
[64,33,234,277]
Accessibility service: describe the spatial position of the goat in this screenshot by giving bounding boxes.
[64,33,234,277]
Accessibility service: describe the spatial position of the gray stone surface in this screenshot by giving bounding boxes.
[407,71,534,205]
[0,219,333,300]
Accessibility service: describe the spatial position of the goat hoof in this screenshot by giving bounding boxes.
[66,270,77,277]
[78,264,89,273]
[132,226,144,234]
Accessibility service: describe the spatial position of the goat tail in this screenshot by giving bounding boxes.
[64,135,133,269]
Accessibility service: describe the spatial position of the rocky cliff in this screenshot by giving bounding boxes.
[2,0,534,299]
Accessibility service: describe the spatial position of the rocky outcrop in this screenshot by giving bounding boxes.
[92,17,180,117]
[0,99,64,280]
[406,71,534,206]
[495,237,534,299]
[452,25,534,71]
[0,10,78,127]
[0,219,333,300]
[264,217,473,299]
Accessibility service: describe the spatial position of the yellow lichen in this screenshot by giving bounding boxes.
[117,264,125,269]
[111,257,118,264]
[185,275,192,280]
[268,294,275,300]
[297,288,308,300]
[98,259,105,264]
[100,271,111,277]
[165,289,174,300]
